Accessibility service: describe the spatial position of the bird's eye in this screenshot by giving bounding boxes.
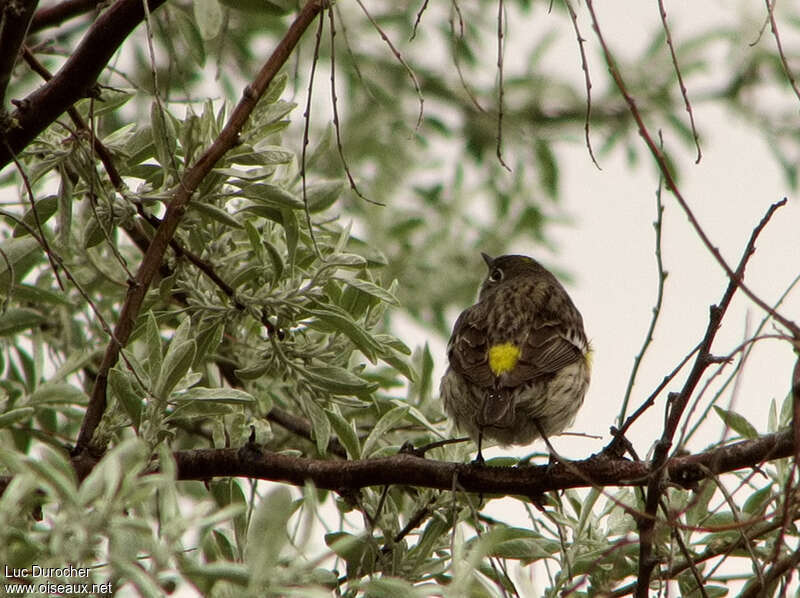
[489,268,503,282]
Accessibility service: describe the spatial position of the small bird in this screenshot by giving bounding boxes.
[440,253,591,462]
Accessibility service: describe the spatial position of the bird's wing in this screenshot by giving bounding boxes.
[504,314,585,387]
[446,304,495,388]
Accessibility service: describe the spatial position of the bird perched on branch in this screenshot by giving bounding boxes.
[440,253,591,462]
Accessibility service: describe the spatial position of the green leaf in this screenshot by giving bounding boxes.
[263,72,288,105]
[305,307,381,363]
[151,101,177,172]
[0,407,35,428]
[236,182,304,209]
[171,387,255,403]
[245,486,293,574]
[281,208,298,267]
[191,201,244,229]
[335,277,399,305]
[155,339,196,399]
[142,311,163,382]
[9,283,72,306]
[0,237,40,288]
[12,195,59,238]
[713,406,758,439]
[304,365,378,396]
[306,180,344,212]
[193,320,224,368]
[174,5,206,67]
[110,367,143,428]
[27,383,87,405]
[534,138,559,198]
[325,409,361,458]
[194,0,223,40]
[234,361,271,380]
[82,215,107,249]
[362,405,409,457]
[0,308,45,336]
[302,395,331,454]
[263,239,284,283]
[323,253,367,268]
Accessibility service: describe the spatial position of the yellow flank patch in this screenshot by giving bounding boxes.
[488,343,521,376]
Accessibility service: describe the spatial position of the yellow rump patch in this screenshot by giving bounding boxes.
[488,343,521,376]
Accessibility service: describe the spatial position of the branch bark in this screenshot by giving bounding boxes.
[1,0,167,168]
[0,0,38,107]
[172,429,794,495]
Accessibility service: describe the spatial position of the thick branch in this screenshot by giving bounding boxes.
[172,429,794,495]
[29,0,103,33]
[0,0,38,107]
[1,0,167,168]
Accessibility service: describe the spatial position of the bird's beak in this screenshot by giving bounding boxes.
[481,252,494,268]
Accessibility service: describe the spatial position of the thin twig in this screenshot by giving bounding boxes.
[355,0,424,131]
[301,9,326,258]
[328,8,382,206]
[3,141,66,292]
[495,0,511,172]
[618,164,667,425]
[657,0,702,163]
[409,0,430,41]
[449,0,485,113]
[562,0,600,168]
[764,0,800,105]
[586,0,800,341]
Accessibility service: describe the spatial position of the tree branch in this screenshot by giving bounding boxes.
[29,0,103,33]
[75,0,326,452]
[171,429,795,495]
[1,0,167,168]
[0,0,38,108]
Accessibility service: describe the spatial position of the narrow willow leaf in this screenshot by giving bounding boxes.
[325,408,361,459]
[110,367,143,428]
[713,406,758,439]
[156,340,196,399]
[335,277,399,305]
[0,308,45,336]
[171,387,255,403]
[304,365,378,395]
[305,307,381,363]
[0,407,35,428]
[191,202,243,229]
[302,395,331,454]
[362,405,409,457]
[12,195,58,238]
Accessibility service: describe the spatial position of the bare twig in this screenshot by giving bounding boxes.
[618,167,667,425]
[764,0,800,105]
[448,0,485,113]
[301,8,325,258]
[355,0,424,131]
[409,0,430,41]
[328,8,381,205]
[494,0,511,172]
[585,0,800,342]
[562,0,600,168]
[657,0,702,163]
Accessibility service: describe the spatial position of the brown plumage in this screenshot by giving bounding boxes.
[440,253,591,461]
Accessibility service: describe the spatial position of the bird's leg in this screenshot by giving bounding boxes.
[472,429,485,465]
